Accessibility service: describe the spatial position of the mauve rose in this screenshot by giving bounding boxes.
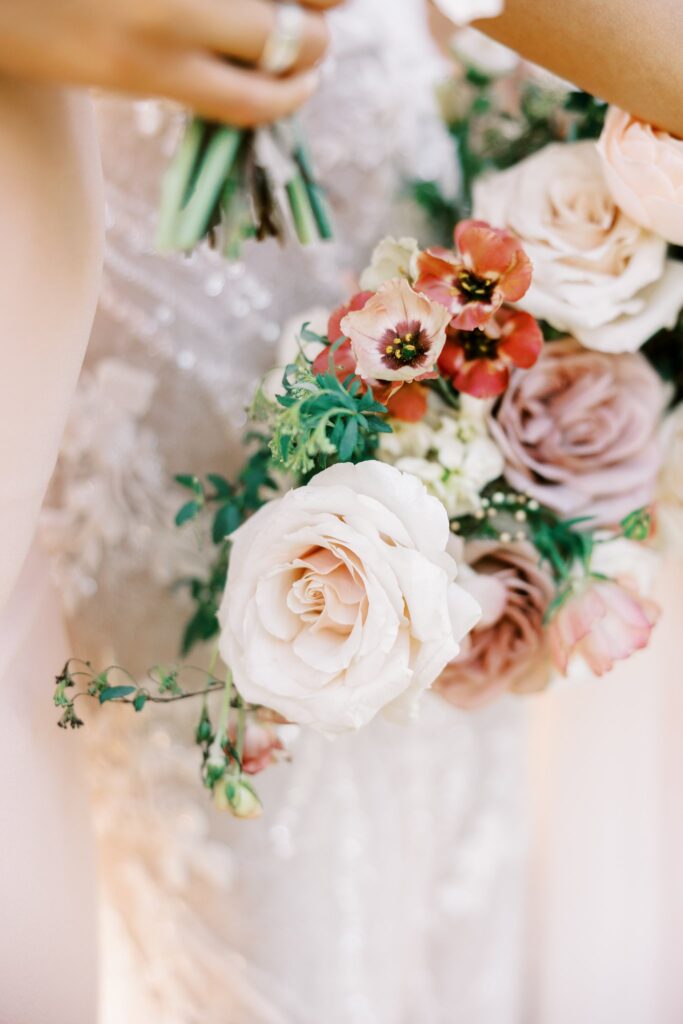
[489,339,668,525]
[436,540,555,709]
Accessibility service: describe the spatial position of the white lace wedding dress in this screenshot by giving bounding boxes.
[42,3,529,1021]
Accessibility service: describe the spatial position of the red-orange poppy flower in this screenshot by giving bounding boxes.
[438,308,543,399]
[416,219,533,331]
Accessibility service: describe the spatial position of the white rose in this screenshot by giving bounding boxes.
[218,461,481,734]
[473,142,683,353]
[657,405,683,555]
[432,0,504,27]
[359,237,421,291]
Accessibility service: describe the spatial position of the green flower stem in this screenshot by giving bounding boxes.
[216,669,233,747]
[293,142,334,240]
[156,117,206,251]
[236,694,246,764]
[71,682,224,708]
[174,126,243,251]
[286,171,317,245]
[208,643,220,679]
[220,166,255,260]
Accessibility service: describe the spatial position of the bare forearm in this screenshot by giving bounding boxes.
[479,0,682,134]
[432,0,683,137]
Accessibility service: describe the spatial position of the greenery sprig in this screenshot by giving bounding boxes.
[53,658,267,816]
[53,658,233,729]
[173,434,279,654]
[413,73,608,237]
[264,354,392,479]
[454,484,651,595]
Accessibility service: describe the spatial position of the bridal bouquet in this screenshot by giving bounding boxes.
[55,57,683,819]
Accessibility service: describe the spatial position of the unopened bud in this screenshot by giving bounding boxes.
[213,776,263,820]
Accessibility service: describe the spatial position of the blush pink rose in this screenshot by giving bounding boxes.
[599,106,683,246]
[489,338,668,525]
[549,576,659,677]
[436,540,555,709]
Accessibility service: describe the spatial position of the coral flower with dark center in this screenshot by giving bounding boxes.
[340,278,451,382]
[416,219,533,331]
[438,308,543,399]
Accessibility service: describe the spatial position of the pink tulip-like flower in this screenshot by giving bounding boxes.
[549,577,660,677]
[415,219,533,331]
[340,278,451,382]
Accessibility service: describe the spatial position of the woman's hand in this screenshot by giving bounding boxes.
[0,0,342,125]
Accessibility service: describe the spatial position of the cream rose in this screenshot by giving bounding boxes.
[599,107,683,247]
[473,141,683,353]
[218,461,481,734]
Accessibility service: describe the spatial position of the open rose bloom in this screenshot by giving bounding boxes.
[473,142,683,353]
[599,106,683,246]
[218,462,481,735]
[437,541,555,708]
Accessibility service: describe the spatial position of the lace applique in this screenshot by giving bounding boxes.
[41,358,204,612]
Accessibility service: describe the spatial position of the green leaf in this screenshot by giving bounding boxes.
[301,323,328,345]
[339,417,358,461]
[155,668,182,695]
[175,474,204,497]
[212,502,242,543]
[133,693,149,712]
[181,607,219,656]
[175,500,201,527]
[207,474,234,499]
[367,416,393,434]
[99,685,136,704]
